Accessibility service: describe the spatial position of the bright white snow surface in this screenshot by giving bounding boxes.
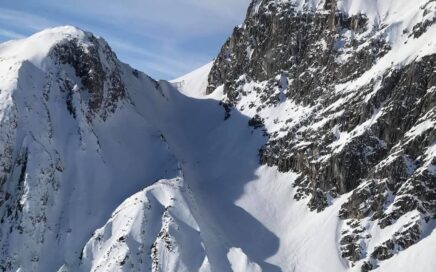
[374,226,436,272]
[170,62,214,99]
[1,23,436,272]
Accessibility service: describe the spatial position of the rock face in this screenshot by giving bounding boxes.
[207,0,436,269]
[52,36,126,121]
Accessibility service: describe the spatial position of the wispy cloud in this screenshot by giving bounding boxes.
[0,28,25,39]
[0,8,58,31]
[108,38,208,78]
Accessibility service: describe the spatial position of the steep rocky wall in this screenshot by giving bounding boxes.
[206,0,436,269]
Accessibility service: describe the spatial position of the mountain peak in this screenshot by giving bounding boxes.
[0,26,102,70]
[0,25,127,122]
[32,25,88,38]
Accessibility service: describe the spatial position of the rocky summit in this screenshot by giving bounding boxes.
[0,0,435,272]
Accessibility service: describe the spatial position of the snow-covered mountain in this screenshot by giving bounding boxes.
[0,26,182,271]
[0,0,435,272]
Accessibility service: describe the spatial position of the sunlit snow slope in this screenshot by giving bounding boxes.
[170,62,214,99]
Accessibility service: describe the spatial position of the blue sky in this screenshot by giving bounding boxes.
[0,0,250,79]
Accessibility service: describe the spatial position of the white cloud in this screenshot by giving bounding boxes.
[0,28,25,39]
[0,8,58,31]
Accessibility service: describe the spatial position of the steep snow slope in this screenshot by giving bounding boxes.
[68,72,348,271]
[72,178,208,272]
[374,225,436,272]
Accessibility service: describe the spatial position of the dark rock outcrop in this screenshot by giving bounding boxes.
[52,35,126,121]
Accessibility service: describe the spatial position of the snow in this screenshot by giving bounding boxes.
[233,166,349,272]
[421,143,436,174]
[227,248,262,272]
[256,0,436,32]
[374,228,436,272]
[329,106,384,153]
[0,26,89,70]
[77,178,208,272]
[251,0,436,96]
[335,0,436,93]
[405,119,435,140]
[170,62,214,99]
